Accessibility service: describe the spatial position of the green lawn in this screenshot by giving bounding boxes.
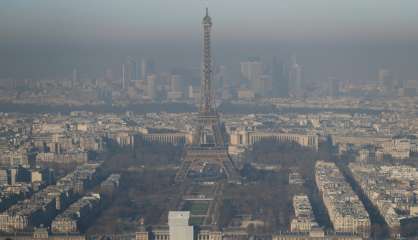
[189,216,205,225]
[182,201,210,216]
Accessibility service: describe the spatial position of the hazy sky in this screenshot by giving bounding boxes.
[1,0,418,45]
[1,0,418,81]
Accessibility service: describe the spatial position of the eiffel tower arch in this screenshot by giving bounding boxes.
[175,9,240,183]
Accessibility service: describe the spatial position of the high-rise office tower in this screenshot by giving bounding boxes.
[272,57,288,97]
[147,74,157,100]
[327,77,339,97]
[259,74,273,96]
[121,64,126,89]
[72,68,78,88]
[104,68,113,86]
[240,58,264,94]
[171,74,184,93]
[216,65,232,99]
[124,57,138,83]
[404,80,418,97]
[141,58,156,80]
[214,65,227,90]
[289,55,303,97]
[378,68,395,92]
[168,74,185,100]
[141,60,147,80]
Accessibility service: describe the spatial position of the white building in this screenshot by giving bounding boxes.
[168,211,194,240]
[230,130,318,151]
[0,169,8,185]
[290,195,318,232]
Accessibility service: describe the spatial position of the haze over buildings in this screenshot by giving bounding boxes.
[1,0,418,82]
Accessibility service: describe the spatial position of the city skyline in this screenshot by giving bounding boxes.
[2,4,418,239]
[1,1,418,82]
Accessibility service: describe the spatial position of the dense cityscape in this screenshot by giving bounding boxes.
[2,2,418,240]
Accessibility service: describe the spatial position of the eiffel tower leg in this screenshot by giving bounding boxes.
[175,161,191,182]
[221,157,240,183]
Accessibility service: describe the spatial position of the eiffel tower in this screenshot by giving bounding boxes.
[175,8,240,183]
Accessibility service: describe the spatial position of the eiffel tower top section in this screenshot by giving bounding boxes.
[200,8,215,115]
[202,8,212,26]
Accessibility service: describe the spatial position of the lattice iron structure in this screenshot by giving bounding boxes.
[176,9,240,183]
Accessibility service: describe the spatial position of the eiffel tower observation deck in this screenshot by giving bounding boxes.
[175,8,240,183]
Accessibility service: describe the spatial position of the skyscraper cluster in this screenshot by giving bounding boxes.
[238,55,303,98]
